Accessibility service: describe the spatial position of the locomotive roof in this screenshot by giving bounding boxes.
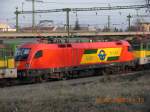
[20,40,130,49]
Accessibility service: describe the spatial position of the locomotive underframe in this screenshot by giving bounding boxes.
[17,61,135,80]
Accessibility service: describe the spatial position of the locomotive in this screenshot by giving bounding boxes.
[15,39,135,80]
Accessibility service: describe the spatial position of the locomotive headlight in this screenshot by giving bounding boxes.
[25,63,30,68]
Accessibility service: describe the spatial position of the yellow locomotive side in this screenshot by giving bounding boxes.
[0,44,17,79]
[133,50,150,58]
[0,58,15,68]
[132,42,150,65]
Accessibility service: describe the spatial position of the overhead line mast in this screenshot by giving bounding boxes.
[15,4,150,36]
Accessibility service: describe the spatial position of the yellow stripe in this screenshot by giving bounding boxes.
[81,48,122,64]
[133,50,150,58]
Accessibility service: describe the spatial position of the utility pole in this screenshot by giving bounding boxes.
[108,15,110,31]
[25,0,36,32]
[63,8,71,37]
[22,2,24,12]
[15,7,19,32]
[146,0,150,4]
[146,0,150,12]
[32,0,35,32]
[127,14,131,31]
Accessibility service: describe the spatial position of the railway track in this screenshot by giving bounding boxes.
[56,70,148,87]
[0,69,149,88]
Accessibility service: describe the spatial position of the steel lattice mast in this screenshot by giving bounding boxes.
[15,4,150,36]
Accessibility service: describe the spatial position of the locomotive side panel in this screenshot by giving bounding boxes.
[30,48,83,68]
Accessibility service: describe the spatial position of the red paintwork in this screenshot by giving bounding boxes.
[16,40,134,70]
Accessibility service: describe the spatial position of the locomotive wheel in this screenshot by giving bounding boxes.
[124,66,132,73]
[34,74,50,82]
[32,76,43,83]
[41,74,49,82]
[62,72,70,80]
[102,68,112,75]
[57,72,67,80]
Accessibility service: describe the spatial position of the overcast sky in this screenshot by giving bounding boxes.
[0,0,149,28]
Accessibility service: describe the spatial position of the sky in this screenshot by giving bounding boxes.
[0,0,149,29]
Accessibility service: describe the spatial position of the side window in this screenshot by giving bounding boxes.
[0,49,4,57]
[34,50,43,58]
[148,44,150,50]
[132,44,140,50]
[142,43,146,50]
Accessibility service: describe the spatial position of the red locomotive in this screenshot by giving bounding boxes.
[15,40,134,79]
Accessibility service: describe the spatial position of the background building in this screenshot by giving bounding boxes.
[140,22,150,32]
[0,23,16,32]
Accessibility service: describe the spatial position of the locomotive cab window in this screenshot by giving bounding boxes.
[34,50,43,58]
[15,48,31,61]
